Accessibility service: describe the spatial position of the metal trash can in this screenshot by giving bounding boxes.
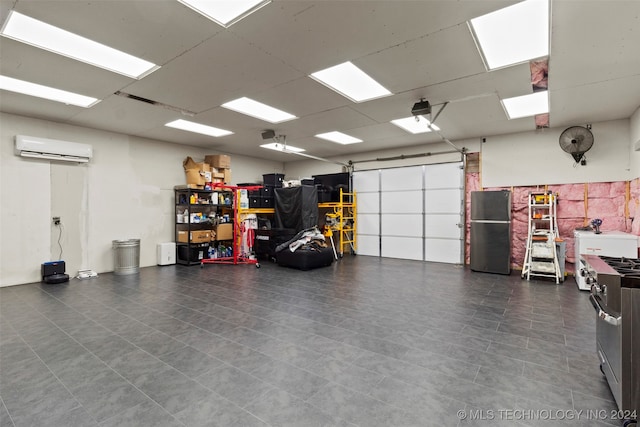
[112,239,140,275]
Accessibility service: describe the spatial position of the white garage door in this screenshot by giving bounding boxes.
[353,162,464,264]
[352,170,380,257]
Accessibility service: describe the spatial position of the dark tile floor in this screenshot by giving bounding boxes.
[0,256,622,426]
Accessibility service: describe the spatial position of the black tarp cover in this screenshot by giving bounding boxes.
[274,186,318,232]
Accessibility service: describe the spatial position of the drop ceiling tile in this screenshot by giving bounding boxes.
[550,74,640,128]
[356,23,486,95]
[125,31,304,113]
[287,106,378,136]
[0,39,131,98]
[550,1,640,89]
[252,77,351,118]
[68,95,180,136]
[0,91,82,123]
[9,0,221,65]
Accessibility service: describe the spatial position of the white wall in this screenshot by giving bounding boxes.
[284,120,631,186]
[630,106,640,178]
[481,120,631,187]
[0,112,283,286]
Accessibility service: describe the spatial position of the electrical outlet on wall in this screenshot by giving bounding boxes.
[53,216,61,225]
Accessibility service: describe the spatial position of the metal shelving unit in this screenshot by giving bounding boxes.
[175,187,232,265]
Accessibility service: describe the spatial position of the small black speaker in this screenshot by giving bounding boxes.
[261,130,276,140]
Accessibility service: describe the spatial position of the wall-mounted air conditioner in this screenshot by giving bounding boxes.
[15,135,93,163]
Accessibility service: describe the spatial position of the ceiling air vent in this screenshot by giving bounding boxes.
[114,91,196,116]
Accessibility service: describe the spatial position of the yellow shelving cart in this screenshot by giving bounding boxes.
[318,189,357,257]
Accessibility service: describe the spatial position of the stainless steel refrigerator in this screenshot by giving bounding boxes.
[470,190,512,274]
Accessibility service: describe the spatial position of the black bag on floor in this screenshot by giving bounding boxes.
[276,245,334,270]
[274,227,333,270]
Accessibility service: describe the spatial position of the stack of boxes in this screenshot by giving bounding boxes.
[205,154,231,186]
[183,155,232,188]
[247,173,284,208]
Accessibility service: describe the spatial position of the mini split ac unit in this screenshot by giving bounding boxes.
[15,135,93,163]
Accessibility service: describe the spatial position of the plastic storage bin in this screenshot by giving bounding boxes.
[263,173,285,187]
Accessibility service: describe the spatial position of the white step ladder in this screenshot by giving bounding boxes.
[521,192,562,284]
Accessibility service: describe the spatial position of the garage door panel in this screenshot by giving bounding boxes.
[357,192,379,213]
[425,238,461,263]
[382,191,421,214]
[381,236,422,260]
[425,214,461,239]
[353,170,379,192]
[357,213,379,235]
[381,214,422,237]
[381,166,422,191]
[425,188,462,214]
[356,235,379,257]
[425,162,462,188]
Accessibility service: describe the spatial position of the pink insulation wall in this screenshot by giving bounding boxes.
[465,173,638,273]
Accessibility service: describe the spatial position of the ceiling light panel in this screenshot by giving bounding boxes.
[260,142,305,153]
[469,0,549,70]
[165,119,233,137]
[0,75,100,107]
[221,97,297,123]
[391,117,440,134]
[315,131,362,145]
[0,11,159,79]
[501,91,549,119]
[177,0,271,28]
[310,61,392,103]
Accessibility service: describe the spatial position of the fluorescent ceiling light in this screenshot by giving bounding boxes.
[260,142,305,153]
[0,75,100,107]
[222,97,296,123]
[310,61,392,103]
[501,91,549,119]
[0,11,159,79]
[469,0,549,70]
[315,131,362,145]
[391,116,440,134]
[177,0,271,28]
[165,119,233,137]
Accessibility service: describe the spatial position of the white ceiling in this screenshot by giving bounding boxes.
[1,0,639,162]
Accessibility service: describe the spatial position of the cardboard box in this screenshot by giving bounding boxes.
[223,168,232,183]
[216,223,233,240]
[183,157,209,187]
[177,230,212,243]
[205,155,231,169]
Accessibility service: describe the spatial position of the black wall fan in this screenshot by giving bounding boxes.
[559,126,594,164]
